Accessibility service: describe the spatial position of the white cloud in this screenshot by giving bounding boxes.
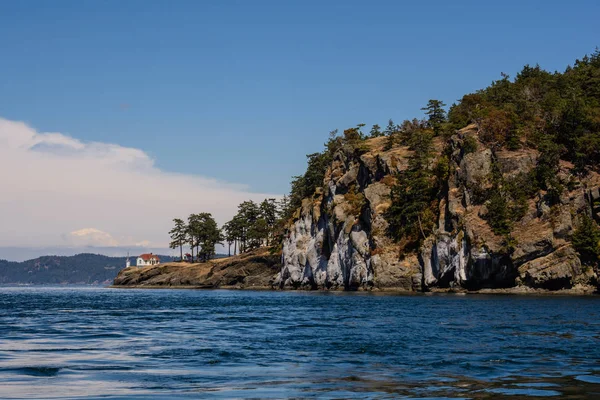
[0,117,280,250]
[65,228,119,247]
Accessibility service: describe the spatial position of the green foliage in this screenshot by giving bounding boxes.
[386,128,437,245]
[344,185,366,217]
[343,126,364,145]
[288,151,331,214]
[421,99,447,136]
[279,50,600,257]
[221,198,289,255]
[383,119,398,150]
[259,198,278,244]
[187,212,223,262]
[397,119,428,146]
[574,132,600,174]
[383,135,394,151]
[448,49,600,171]
[572,214,600,264]
[169,218,187,261]
[285,125,373,219]
[384,119,397,136]
[479,108,516,148]
[462,135,478,154]
[481,167,531,236]
[434,155,450,188]
[503,173,530,221]
[533,139,564,203]
[485,191,512,236]
[407,129,434,154]
[369,124,383,138]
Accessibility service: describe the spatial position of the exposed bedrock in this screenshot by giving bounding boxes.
[275,128,600,292]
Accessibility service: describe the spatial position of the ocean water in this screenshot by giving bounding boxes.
[0,287,599,399]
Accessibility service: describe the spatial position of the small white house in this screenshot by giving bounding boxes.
[137,253,160,267]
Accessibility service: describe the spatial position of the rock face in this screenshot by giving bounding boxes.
[517,245,593,290]
[275,126,600,292]
[113,249,280,289]
[275,138,421,290]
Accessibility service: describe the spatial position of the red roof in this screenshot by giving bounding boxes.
[139,253,160,261]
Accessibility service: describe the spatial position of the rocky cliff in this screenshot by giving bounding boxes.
[274,125,600,292]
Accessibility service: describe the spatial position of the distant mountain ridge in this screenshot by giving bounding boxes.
[0,253,175,284]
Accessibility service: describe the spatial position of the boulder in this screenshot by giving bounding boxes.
[517,245,596,290]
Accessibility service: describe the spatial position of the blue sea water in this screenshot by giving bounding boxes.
[0,287,599,399]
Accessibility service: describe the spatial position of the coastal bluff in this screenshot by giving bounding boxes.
[112,249,280,289]
[275,126,600,293]
[114,127,600,294]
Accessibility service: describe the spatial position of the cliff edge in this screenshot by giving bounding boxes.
[274,125,600,293]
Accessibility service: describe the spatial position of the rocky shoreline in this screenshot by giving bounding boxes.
[111,255,598,296]
[112,249,280,290]
[111,281,598,295]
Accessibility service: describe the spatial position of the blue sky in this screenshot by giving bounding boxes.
[1,0,599,194]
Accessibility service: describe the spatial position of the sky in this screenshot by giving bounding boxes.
[1,0,599,260]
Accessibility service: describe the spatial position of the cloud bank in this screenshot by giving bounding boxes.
[0,117,279,253]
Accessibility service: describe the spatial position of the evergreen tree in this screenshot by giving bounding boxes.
[369,124,383,138]
[278,195,291,220]
[421,99,447,136]
[236,201,261,252]
[383,119,396,136]
[186,215,199,262]
[259,198,278,245]
[168,218,187,261]
[572,215,600,264]
[194,213,223,262]
[385,129,436,245]
[383,119,397,150]
[222,221,234,256]
[227,215,245,255]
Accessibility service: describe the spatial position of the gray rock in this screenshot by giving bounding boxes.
[277,130,600,293]
[553,206,573,239]
[459,148,492,189]
[495,150,537,179]
[517,245,595,289]
[511,230,554,267]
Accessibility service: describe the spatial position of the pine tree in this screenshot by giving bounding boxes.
[260,198,278,245]
[195,213,223,262]
[369,124,383,138]
[222,221,234,256]
[168,218,187,261]
[572,215,600,264]
[383,119,397,150]
[421,99,447,136]
[385,129,436,244]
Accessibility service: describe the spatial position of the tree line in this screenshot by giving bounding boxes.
[168,198,290,262]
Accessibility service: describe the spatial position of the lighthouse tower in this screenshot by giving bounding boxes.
[125,252,131,268]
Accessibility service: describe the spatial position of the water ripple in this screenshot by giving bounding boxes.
[1,286,599,399]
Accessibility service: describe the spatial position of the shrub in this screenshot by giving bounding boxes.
[572,214,600,264]
[479,109,515,148]
[344,185,366,217]
[462,135,478,154]
[485,191,512,236]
